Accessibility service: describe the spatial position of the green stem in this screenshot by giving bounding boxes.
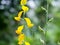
[46,1,49,24]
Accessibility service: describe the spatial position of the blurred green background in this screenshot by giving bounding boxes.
[0,0,60,45]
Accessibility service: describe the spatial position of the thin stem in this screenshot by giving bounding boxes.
[44,1,49,45]
[46,0,49,24]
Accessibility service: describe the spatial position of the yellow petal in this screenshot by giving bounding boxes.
[21,0,27,5]
[24,18,34,28]
[22,6,29,12]
[18,11,23,17]
[15,25,24,34]
[17,25,24,31]
[28,24,34,28]
[14,17,20,21]
[25,41,30,45]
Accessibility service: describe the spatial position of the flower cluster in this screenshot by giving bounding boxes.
[14,0,34,45]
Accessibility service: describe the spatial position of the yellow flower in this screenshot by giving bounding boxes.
[14,11,23,21]
[24,18,34,28]
[25,41,30,45]
[16,25,24,34]
[20,0,27,5]
[18,34,25,44]
[22,6,29,12]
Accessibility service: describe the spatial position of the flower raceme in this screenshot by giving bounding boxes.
[16,25,24,34]
[22,6,29,12]
[15,0,32,45]
[14,11,23,21]
[20,0,27,5]
[24,18,34,28]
